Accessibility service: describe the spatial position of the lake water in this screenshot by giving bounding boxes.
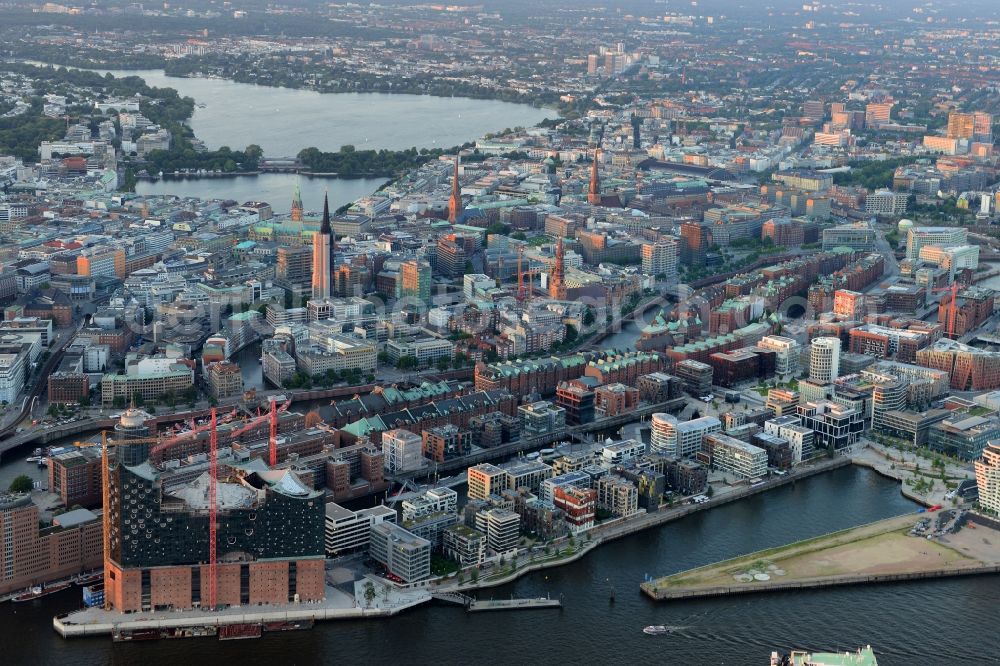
[96,69,553,156]
[136,173,386,214]
[4,467,995,665]
[63,66,550,209]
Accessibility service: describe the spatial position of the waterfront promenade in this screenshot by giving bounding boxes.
[437,456,852,594]
[54,579,431,638]
[852,441,976,507]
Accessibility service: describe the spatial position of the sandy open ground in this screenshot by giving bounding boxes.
[653,513,998,592]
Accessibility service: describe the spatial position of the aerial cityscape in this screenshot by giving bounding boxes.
[1,0,1000,663]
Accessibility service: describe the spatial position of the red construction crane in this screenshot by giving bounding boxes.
[208,407,218,610]
[268,397,279,467]
[148,407,237,459]
[226,397,292,442]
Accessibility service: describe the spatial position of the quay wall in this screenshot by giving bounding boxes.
[643,565,1000,601]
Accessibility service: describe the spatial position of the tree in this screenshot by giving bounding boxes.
[47,404,59,418]
[363,581,376,608]
[705,485,715,498]
[78,394,91,407]
[9,475,33,493]
[436,357,451,372]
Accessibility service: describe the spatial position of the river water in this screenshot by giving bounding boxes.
[3,466,995,665]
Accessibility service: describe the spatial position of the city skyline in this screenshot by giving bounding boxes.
[0,1,998,662]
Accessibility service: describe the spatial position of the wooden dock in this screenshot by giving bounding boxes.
[467,597,561,612]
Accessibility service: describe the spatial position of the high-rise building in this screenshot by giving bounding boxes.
[864,102,893,129]
[975,442,1000,514]
[480,508,520,552]
[802,100,825,121]
[864,189,908,216]
[674,359,714,395]
[702,433,768,479]
[311,194,334,300]
[870,377,907,431]
[809,337,841,384]
[797,400,863,453]
[947,111,993,144]
[821,223,875,251]
[679,223,712,265]
[447,156,463,223]
[436,236,467,278]
[276,245,312,287]
[641,239,679,281]
[399,259,432,305]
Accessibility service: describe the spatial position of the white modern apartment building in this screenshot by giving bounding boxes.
[401,487,459,522]
[324,503,396,556]
[757,335,802,382]
[905,226,968,260]
[650,413,722,458]
[704,433,768,479]
[809,337,841,384]
[0,350,28,404]
[382,429,424,474]
[764,415,815,463]
[369,522,431,583]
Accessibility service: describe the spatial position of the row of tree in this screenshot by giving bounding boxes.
[297,144,469,177]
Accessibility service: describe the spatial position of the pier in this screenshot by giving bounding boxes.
[432,591,561,612]
[467,597,561,612]
[641,512,1000,602]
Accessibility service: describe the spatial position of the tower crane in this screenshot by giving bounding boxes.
[148,407,237,459]
[225,396,293,466]
[86,400,291,612]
